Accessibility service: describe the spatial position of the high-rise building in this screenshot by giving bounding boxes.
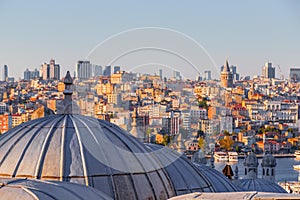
[103,66,111,76]
[41,59,60,80]
[94,65,102,76]
[24,68,40,80]
[3,65,8,81]
[173,70,181,80]
[220,58,233,88]
[290,68,300,82]
[113,66,120,74]
[262,62,275,79]
[204,70,212,80]
[159,69,163,79]
[77,60,92,80]
[24,69,31,80]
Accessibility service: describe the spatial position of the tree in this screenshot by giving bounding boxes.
[219,131,234,151]
[197,130,205,138]
[198,137,205,151]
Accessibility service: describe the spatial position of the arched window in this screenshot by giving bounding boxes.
[245,168,247,175]
[263,168,265,176]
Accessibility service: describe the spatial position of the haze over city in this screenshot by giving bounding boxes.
[0,0,299,79]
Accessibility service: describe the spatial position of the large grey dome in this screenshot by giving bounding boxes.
[144,143,240,195]
[238,179,287,193]
[0,178,112,200]
[0,114,175,199]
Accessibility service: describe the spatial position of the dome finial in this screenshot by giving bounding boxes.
[63,71,73,114]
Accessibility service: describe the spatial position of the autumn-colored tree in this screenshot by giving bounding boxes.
[219,130,234,151]
[198,137,205,151]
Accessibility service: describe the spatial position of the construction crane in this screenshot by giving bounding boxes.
[277,65,284,80]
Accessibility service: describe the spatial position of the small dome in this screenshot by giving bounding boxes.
[0,115,174,200]
[261,153,276,167]
[0,178,112,200]
[239,179,287,193]
[243,152,258,167]
[144,143,240,195]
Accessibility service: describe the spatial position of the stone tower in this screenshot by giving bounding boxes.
[220,58,233,88]
[261,153,277,182]
[244,152,259,179]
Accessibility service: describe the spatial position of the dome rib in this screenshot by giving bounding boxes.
[103,124,157,199]
[34,115,65,179]
[70,115,89,186]
[0,116,54,169]
[60,115,67,181]
[1,117,59,178]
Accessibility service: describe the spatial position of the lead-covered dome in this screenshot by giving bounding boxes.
[244,152,258,167]
[0,114,175,199]
[261,153,276,167]
[238,179,287,193]
[0,178,112,200]
[144,143,240,195]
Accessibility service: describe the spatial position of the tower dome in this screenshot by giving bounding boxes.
[0,178,112,200]
[244,152,258,168]
[144,143,240,194]
[243,152,259,179]
[261,153,276,168]
[261,153,277,182]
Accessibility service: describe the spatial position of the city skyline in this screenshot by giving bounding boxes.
[0,0,299,79]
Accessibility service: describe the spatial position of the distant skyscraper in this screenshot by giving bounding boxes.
[103,66,111,76]
[204,70,212,80]
[159,69,163,79]
[113,66,120,74]
[41,59,60,80]
[262,62,275,79]
[24,68,40,80]
[230,66,239,81]
[290,68,300,82]
[220,58,233,88]
[24,69,31,80]
[3,65,8,81]
[173,70,181,80]
[77,60,92,80]
[94,65,102,76]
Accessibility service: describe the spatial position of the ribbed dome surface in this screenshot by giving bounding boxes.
[193,164,242,192]
[239,179,287,193]
[0,114,175,200]
[0,178,112,200]
[144,143,240,195]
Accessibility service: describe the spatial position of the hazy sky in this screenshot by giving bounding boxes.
[0,0,299,79]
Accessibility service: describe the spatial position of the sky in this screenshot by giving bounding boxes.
[0,0,299,79]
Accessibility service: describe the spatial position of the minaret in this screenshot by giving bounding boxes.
[130,108,144,142]
[220,58,233,88]
[261,153,276,182]
[243,152,258,179]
